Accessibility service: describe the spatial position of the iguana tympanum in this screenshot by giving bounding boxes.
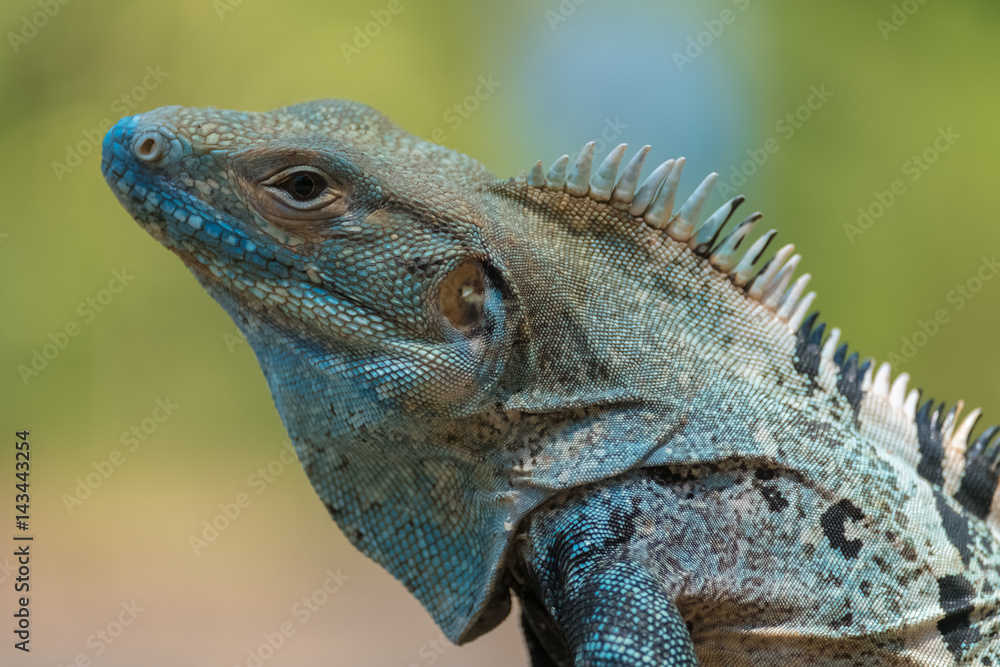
[102,99,1000,665]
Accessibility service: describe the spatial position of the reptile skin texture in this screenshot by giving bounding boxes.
[102,99,1000,665]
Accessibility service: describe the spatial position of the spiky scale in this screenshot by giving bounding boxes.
[777,272,811,320]
[545,155,570,189]
[821,328,841,362]
[904,389,921,419]
[746,243,794,298]
[690,195,744,255]
[643,156,685,228]
[527,160,545,187]
[871,362,892,397]
[978,426,1000,467]
[629,159,674,217]
[916,399,946,486]
[709,213,761,272]
[761,254,800,310]
[589,143,627,202]
[666,172,718,241]
[889,372,910,406]
[610,145,650,211]
[951,406,982,459]
[565,141,594,196]
[787,291,816,331]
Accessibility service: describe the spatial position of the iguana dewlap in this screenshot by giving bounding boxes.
[102,99,1000,666]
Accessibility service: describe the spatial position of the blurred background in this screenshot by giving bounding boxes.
[1,1,999,665]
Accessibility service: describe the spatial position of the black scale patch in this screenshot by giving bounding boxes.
[753,468,789,512]
[820,498,865,559]
[916,400,946,487]
[954,425,1000,519]
[833,345,869,419]
[935,490,974,566]
[937,574,982,659]
[793,313,823,394]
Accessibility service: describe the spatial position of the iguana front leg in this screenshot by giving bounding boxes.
[515,503,698,666]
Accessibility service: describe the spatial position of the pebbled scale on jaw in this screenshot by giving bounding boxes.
[516,142,1000,507]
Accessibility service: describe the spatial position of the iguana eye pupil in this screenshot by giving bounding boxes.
[284,172,324,200]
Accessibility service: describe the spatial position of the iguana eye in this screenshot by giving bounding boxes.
[259,166,344,218]
[281,171,325,201]
[438,260,485,331]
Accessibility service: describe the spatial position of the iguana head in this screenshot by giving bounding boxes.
[102,99,818,641]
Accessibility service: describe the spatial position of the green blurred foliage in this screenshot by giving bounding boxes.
[0,1,998,664]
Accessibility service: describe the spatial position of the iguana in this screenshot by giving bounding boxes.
[102,99,1000,665]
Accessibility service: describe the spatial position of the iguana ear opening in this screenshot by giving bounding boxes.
[438,259,486,331]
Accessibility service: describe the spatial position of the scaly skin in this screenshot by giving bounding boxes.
[103,99,1000,665]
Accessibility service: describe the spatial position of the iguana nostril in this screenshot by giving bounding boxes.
[132,130,168,162]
